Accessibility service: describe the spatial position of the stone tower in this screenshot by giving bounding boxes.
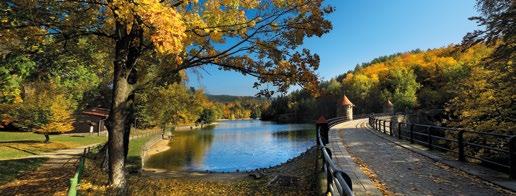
[338,95,354,120]
[383,99,394,114]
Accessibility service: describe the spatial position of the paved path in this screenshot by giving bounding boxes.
[0,146,89,195]
[331,118,512,195]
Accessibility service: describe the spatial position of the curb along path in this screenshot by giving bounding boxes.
[332,118,511,195]
[328,121,383,195]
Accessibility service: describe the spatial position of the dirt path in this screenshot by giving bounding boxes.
[335,119,511,195]
[0,147,89,195]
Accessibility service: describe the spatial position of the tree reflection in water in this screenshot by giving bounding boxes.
[144,120,314,172]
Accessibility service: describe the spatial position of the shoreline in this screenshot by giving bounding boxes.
[144,138,171,158]
[142,145,317,176]
[173,122,219,132]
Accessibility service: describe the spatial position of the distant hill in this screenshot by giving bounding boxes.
[206,94,266,103]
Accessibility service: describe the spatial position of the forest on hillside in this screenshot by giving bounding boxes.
[261,43,514,134]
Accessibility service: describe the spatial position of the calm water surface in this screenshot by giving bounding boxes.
[144,120,315,172]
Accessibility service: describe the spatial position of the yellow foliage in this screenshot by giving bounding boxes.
[109,0,187,55]
[39,94,74,133]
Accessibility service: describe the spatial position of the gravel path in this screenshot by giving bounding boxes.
[337,118,511,196]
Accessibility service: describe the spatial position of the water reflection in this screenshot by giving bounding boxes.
[144,120,315,172]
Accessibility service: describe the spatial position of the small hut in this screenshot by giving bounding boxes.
[337,95,354,120]
[73,107,109,134]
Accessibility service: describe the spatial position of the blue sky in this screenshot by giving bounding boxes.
[187,0,479,96]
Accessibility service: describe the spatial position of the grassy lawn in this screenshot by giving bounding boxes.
[0,131,107,160]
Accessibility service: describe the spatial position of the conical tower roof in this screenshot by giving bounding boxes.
[341,95,353,106]
[316,116,327,124]
[384,99,393,107]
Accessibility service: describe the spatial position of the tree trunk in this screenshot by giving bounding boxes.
[107,71,131,193]
[107,21,141,193]
[44,134,50,143]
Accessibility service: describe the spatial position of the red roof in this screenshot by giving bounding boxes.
[82,107,109,118]
[341,95,353,106]
[316,116,327,124]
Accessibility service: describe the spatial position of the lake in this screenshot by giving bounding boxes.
[144,120,315,172]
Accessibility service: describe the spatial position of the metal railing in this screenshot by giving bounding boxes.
[369,115,516,179]
[68,146,93,196]
[317,117,355,196]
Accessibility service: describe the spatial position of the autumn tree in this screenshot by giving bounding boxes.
[463,0,514,61]
[7,83,75,143]
[449,0,515,134]
[1,0,334,190]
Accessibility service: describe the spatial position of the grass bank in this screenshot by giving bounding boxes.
[126,134,160,172]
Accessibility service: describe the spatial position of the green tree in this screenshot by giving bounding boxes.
[197,108,217,126]
[379,69,420,112]
[0,55,36,104]
[148,84,198,132]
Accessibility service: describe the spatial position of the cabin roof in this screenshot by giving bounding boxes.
[82,107,109,118]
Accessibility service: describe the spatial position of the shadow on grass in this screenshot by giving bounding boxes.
[3,145,39,155]
[0,140,42,144]
[0,157,48,184]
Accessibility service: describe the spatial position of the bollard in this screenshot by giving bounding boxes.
[458,130,465,161]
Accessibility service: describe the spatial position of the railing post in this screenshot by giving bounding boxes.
[427,127,432,150]
[410,124,414,144]
[382,121,387,133]
[316,116,329,145]
[397,122,402,139]
[458,130,465,161]
[509,136,516,179]
[389,121,393,136]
